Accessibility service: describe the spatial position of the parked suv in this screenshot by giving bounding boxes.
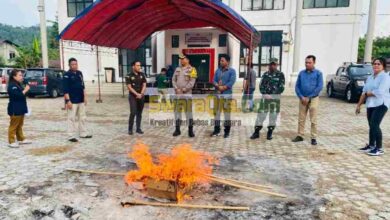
[0,68,26,95]
[24,68,64,98]
[326,63,373,102]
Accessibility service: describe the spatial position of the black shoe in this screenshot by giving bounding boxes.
[173,128,181,137]
[188,127,195,138]
[311,139,318,145]
[68,138,78,142]
[267,127,274,140]
[292,136,304,142]
[136,129,144,134]
[367,147,384,156]
[359,144,374,152]
[210,131,220,137]
[250,132,260,139]
[80,135,93,139]
[223,133,230,138]
[250,126,262,140]
[128,131,133,135]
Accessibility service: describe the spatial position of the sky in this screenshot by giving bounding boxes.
[0,0,389,37]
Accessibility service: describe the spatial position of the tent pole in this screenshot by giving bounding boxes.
[96,45,103,103]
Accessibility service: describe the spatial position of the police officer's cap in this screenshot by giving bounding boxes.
[270,58,279,65]
[179,53,188,59]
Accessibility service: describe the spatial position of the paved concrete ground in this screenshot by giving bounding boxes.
[0,94,390,220]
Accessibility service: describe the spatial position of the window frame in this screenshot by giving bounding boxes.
[172,35,180,48]
[67,0,93,17]
[241,0,285,11]
[303,0,350,9]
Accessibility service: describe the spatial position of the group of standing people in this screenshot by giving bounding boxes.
[5,55,390,157]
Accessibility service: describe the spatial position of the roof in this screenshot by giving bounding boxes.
[0,39,19,47]
[60,0,260,49]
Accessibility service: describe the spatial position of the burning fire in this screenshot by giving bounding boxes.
[125,142,218,201]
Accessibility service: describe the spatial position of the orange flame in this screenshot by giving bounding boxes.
[124,142,218,201]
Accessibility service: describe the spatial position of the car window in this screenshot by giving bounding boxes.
[54,71,63,78]
[25,70,44,78]
[349,66,373,76]
[0,69,3,77]
[336,68,344,76]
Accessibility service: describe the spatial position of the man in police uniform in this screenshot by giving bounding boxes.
[172,53,197,137]
[63,58,92,142]
[250,58,285,140]
[126,61,147,135]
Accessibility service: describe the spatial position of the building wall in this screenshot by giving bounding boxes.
[164,28,228,73]
[57,0,363,85]
[0,42,18,66]
[58,0,119,82]
[226,0,363,83]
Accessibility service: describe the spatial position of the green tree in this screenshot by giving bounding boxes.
[359,36,390,60]
[0,56,6,67]
[13,38,41,68]
[48,18,60,60]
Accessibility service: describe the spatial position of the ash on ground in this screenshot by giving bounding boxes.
[0,155,327,220]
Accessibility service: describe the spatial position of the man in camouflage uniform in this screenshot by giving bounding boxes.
[172,53,197,137]
[250,58,285,140]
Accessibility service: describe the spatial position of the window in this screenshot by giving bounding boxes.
[67,0,93,17]
[172,35,179,48]
[9,52,16,59]
[303,0,350,8]
[119,37,152,78]
[242,0,285,11]
[219,34,227,47]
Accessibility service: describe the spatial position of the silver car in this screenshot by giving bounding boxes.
[0,68,25,95]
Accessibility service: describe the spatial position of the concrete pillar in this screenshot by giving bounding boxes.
[364,0,378,63]
[38,0,49,68]
[292,0,303,73]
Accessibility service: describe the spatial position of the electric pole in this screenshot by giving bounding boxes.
[38,0,49,68]
[364,0,378,63]
[293,0,303,73]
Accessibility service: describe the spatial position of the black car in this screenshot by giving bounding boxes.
[326,63,373,102]
[24,68,64,98]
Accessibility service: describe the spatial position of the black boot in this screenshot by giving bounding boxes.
[173,120,181,136]
[224,126,231,138]
[211,126,221,137]
[188,119,195,137]
[250,126,262,139]
[267,126,275,140]
[173,126,181,136]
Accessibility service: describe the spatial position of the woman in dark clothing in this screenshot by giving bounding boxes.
[7,69,31,148]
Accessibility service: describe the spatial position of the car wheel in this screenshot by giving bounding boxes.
[327,84,335,98]
[50,89,59,98]
[345,87,354,103]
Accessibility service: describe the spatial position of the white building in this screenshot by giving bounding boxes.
[58,0,363,85]
[0,39,18,66]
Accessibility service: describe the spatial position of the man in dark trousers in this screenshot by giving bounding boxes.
[211,55,236,138]
[126,61,147,135]
[250,58,285,140]
[63,58,92,142]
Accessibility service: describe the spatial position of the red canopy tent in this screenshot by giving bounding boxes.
[59,0,260,49]
[60,0,260,101]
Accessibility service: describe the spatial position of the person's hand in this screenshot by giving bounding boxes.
[355,105,361,115]
[24,85,30,93]
[301,97,309,106]
[218,86,225,92]
[182,88,187,93]
[175,89,183,94]
[136,93,143,99]
[264,95,273,100]
[84,98,88,106]
[66,101,73,110]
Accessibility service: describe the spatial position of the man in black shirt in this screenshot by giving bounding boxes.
[63,58,92,142]
[126,61,147,135]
